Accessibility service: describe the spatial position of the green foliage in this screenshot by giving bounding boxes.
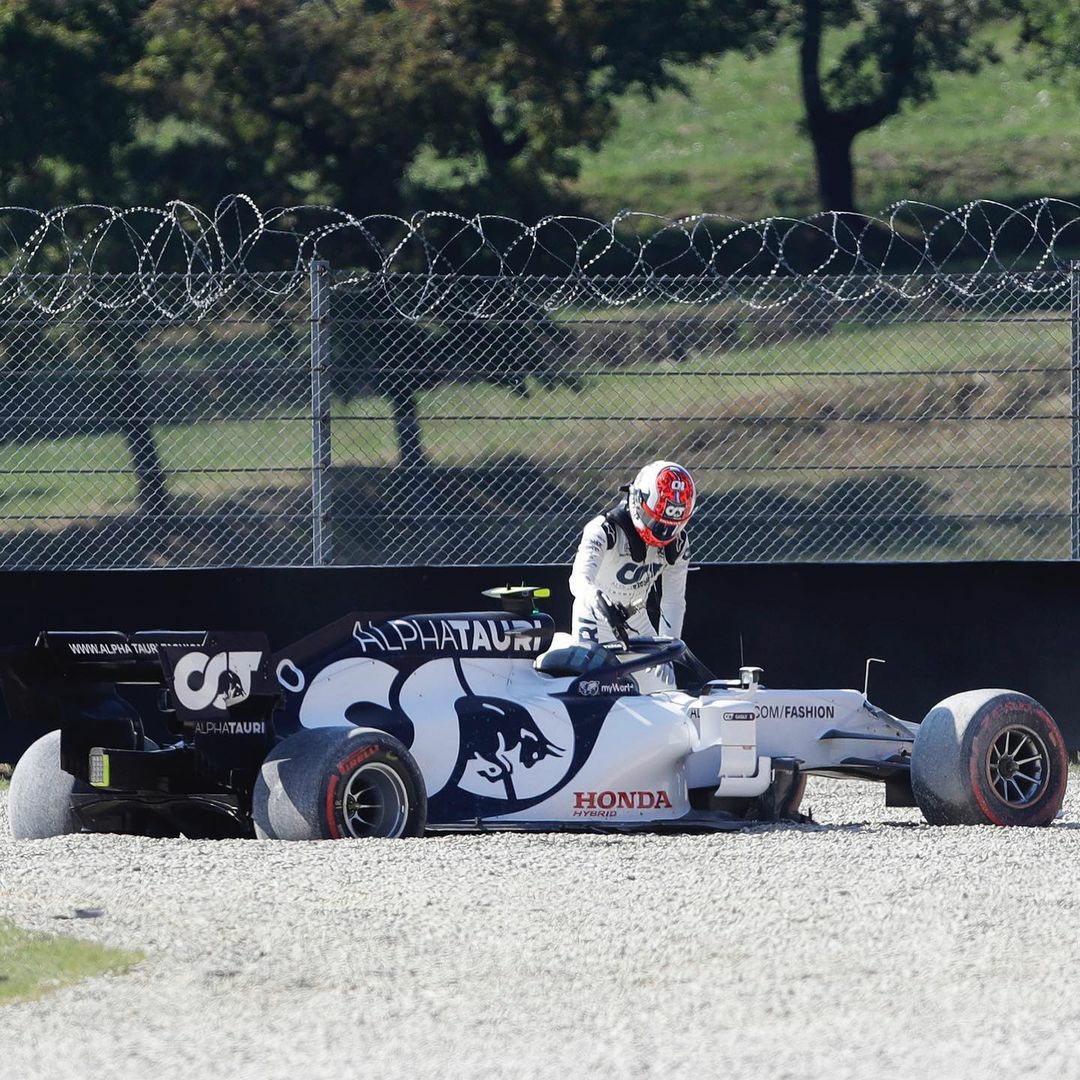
[0,0,142,204]
[127,0,449,209]
[124,0,774,214]
[0,0,1054,221]
[423,0,776,182]
[791,0,1008,209]
[574,23,1070,219]
[1021,0,1080,92]
[809,0,1000,115]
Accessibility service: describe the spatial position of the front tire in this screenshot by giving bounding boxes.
[911,689,1067,826]
[253,726,427,840]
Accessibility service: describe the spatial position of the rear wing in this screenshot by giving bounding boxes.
[0,630,273,749]
[34,630,209,683]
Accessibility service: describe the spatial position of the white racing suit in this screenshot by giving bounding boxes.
[569,506,690,646]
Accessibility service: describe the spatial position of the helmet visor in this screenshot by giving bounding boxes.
[639,500,688,544]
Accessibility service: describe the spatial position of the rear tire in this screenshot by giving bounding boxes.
[9,730,89,839]
[253,726,426,840]
[911,689,1067,826]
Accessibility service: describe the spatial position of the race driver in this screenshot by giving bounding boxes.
[569,460,695,646]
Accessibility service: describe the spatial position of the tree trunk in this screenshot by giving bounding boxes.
[112,333,169,513]
[475,105,527,173]
[391,392,426,470]
[797,0,919,215]
[809,126,858,213]
[125,419,169,511]
[800,0,857,214]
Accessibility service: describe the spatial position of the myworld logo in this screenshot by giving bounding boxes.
[577,679,637,697]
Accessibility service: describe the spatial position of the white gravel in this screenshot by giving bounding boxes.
[2,779,1080,1080]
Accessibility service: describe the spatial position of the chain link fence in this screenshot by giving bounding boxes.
[1,199,1078,568]
[0,272,313,568]
[326,268,1073,565]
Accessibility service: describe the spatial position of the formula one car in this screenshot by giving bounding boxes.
[4,587,1069,839]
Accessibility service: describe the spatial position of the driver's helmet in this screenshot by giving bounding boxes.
[627,461,695,547]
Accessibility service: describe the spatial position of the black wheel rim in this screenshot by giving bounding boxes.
[986,724,1050,808]
[340,762,410,838]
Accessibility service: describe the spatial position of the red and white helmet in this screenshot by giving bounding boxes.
[627,461,696,547]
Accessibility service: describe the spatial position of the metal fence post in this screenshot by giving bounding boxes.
[310,259,333,566]
[1072,262,1080,560]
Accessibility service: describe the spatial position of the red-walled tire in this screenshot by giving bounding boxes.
[253,726,426,840]
[912,689,1067,827]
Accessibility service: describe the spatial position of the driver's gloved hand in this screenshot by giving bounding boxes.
[595,590,629,626]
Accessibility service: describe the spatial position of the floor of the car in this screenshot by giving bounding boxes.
[424,810,749,835]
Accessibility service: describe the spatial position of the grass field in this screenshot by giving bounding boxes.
[0,920,140,1006]
[0,313,1068,514]
[0,315,1062,514]
[6,21,1077,562]
[0,305,1068,562]
[573,24,1077,219]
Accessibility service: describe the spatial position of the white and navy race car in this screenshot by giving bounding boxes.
[5,587,1069,839]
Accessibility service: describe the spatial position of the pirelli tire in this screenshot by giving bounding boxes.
[8,730,90,839]
[252,726,427,840]
[911,689,1068,827]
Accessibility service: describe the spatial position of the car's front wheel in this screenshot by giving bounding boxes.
[911,689,1067,826]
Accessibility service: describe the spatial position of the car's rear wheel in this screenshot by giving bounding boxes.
[911,689,1067,826]
[9,730,89,839]
[253,726,426,840]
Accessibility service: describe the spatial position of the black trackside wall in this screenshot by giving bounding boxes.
[0,562,1077,762]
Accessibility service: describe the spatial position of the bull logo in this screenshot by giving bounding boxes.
[294,655,578,808]
[455,696,564,801]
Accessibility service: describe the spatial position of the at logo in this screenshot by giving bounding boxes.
[615,561,662,586]
[173,651,263,712]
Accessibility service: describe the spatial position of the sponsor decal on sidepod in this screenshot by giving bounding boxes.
[194,720,267,736]
[757,704,835,720]
[352,617,541,655]
[572,790,673,818]
[577,679,637,697]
